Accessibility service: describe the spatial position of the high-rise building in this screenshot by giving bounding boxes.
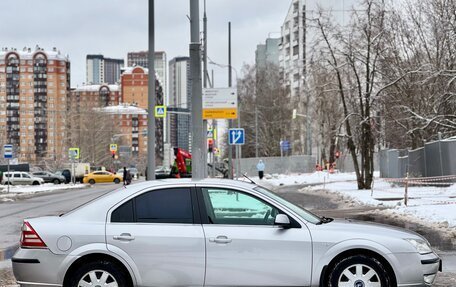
[168,57,191,152]
[127,51,167,102]
[0,46,70,163]
[256,37,280,69]
[86,55,124,85]
[279,0,354,155]
[120,66,164,161]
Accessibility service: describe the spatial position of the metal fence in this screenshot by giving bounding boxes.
[379,138,456,178]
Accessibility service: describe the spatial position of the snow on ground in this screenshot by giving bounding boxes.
[0,183,87,201]
[264,172,456,228]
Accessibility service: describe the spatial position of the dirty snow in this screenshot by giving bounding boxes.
[263,172,456,228]
[0,183,87,201]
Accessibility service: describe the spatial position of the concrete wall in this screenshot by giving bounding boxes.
[235,155,316,176]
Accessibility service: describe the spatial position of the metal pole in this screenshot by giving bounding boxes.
[211,69,216,177]
[255,107,258,158]
[203,0,208,177]
[227,21,233,179]
[147,0,156,180]
[190,0,204,179]
[7,158,10,193]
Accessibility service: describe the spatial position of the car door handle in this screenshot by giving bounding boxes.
[209,236,232,244]
[113,233,135,241]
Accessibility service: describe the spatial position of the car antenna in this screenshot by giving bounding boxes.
[241,173,257,185]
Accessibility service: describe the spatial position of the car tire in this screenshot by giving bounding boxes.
[88,179,95,185]
[114,178,120,184]
[327,255,393,287]
[66,260,131,287]
[53,179,60,184]
[32,181,40,185]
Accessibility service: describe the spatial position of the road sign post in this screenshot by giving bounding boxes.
[228,128,245,145]
[4,144,13,193]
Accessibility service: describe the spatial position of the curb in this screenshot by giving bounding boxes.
[0,244,18,261]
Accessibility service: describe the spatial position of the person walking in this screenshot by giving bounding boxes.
[256,159,265,180]
[122,167,128,186]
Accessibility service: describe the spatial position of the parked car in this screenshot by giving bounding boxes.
[1,172,44,186]
[12,179,440,287]
[82,171,122,184]
[116,167,139,179]
[31,171,66,184]
[55,169,71,184]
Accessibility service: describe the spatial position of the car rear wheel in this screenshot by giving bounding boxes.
[114,178,120,184]
[53,179,60,184]
[88,179,95,185]
[327,255,392,287]
[67,260,130,287]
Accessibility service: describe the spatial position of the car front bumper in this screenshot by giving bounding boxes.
[391,252,441,286]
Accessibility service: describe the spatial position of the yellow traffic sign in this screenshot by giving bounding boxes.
[203,108,237,119]
[109,144,118,152]
[69,147,80,160]
[155,105,167,118]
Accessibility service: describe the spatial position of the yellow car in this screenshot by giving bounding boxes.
[82,171,122,185]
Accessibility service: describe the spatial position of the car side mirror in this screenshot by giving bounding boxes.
[274,214,291,227]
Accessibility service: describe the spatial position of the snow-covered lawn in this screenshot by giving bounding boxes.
[0,183,87,201]
[264,172,456,228]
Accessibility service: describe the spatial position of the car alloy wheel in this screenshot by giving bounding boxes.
[338,264,380,287]
[328,255,392,287]
[78,270,118,287]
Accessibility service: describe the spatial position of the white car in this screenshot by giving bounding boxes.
[1,171,44,185]
[12,179,441,287]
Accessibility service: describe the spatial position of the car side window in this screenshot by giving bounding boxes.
[111,188,193,224]
[14,173,20,178]
[22,174,31,178]
[201,188,279,226]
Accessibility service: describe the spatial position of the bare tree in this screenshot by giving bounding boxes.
[236,63,292,158]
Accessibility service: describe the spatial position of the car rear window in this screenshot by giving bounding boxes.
[111,188,193,224]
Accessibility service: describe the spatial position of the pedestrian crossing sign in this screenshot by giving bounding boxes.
[154,105,167,118]
[69,147,80,160]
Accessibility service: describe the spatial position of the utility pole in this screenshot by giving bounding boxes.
[190,0,204,180]
[147,0,156,180]
[255,107,259,158]
[227,22,233,179]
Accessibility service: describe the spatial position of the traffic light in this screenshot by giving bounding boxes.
[111,150,116,159]
[208,139,214,153]
[335,150,340,159]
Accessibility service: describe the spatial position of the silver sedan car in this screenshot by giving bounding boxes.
[12,179,441,287]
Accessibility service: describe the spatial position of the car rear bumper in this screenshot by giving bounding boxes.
[12,248,66,287]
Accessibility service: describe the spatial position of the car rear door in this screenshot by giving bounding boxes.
[198,186,313,287]
[106,186,205,286]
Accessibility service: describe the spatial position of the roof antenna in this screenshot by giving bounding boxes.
[241,173,257,185]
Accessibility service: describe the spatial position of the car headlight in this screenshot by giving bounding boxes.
[405,238,432,254]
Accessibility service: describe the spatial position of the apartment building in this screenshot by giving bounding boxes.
[86,54,124,85]
[0,46,70,164]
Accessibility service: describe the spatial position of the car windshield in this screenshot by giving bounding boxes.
[253,186,321,224]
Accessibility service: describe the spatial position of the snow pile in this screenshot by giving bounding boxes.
[0,183,87,200]
[264,172,456,228]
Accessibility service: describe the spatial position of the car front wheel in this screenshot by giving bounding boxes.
[53,179,60,184]
[66,260,130,287]
[32,181,40,185]
[327,255,393,287]
[114,178,120,184]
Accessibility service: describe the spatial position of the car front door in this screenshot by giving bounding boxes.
[199,187,313,287]
[106,186,205,287]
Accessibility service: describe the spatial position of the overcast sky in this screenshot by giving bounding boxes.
[1,0,291,88]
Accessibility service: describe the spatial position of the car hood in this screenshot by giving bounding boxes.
[308,218,426,254]
[322,218,424,239]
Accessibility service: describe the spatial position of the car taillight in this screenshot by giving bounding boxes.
[20,221,47,249]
